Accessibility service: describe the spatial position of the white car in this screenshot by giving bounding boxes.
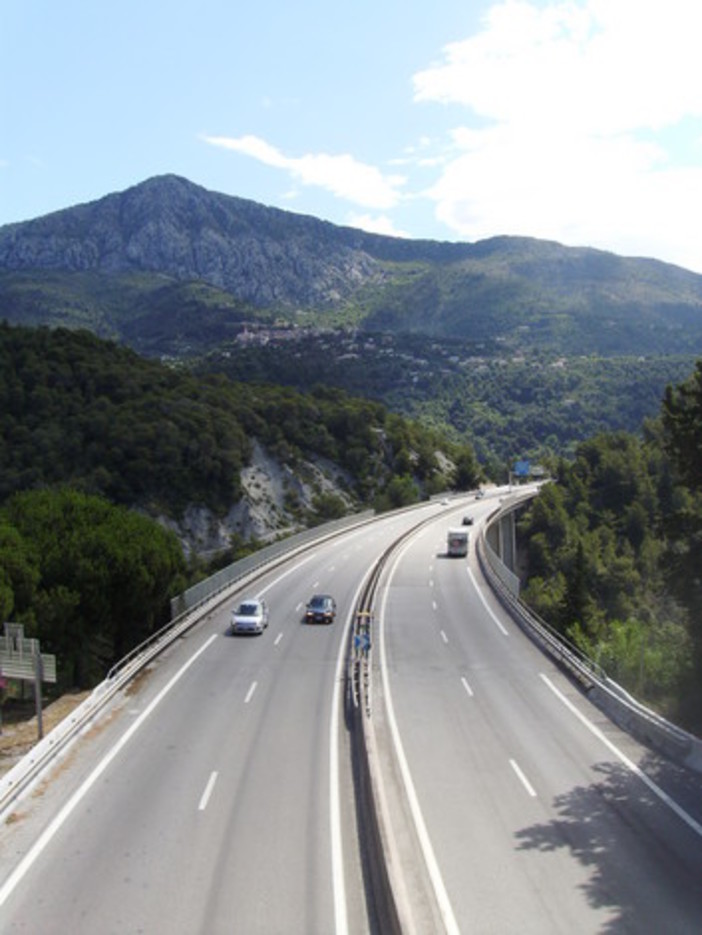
[231,598,269,635]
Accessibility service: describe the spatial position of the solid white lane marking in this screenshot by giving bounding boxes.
[198,771,218,811]
[466,566,509,636]
[461,677,474,698]
[0,633,218,908]
[244,681,258,704]
[329,580,368,935]
[541,673,702,838]
[510,758,537,797]
[381,542,461,935]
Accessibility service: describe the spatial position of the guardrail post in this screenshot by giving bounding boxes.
[34,650,44,740]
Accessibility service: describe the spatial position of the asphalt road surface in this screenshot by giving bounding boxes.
[0,500,451,934]
[0,491,700,933]
[374,504,702,933]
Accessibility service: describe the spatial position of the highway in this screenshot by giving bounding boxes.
[0,501,445,934]
[374,504,702,932]
[0,490,701,933]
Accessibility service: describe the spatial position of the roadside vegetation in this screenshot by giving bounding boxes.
[517,361,702,733]
[0,488,187,690]
[195,329,695,467]
[2,319,702,737]
[0,323,480,692]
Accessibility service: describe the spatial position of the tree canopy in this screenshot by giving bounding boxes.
[517,360,702,732]
[1,487,186,689]
[0,323,483,690]
[0,323,478,521]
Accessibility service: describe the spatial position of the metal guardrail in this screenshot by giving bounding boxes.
[477,497,702,773]
[0,508,378,820]
[480,504,608,685]
[169,511,375,620]
[348,562,402,935]
[346,503,470,935]
[0,496,451,819]
[107,511,375,682]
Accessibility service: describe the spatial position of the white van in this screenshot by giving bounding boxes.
[447,528,469,557]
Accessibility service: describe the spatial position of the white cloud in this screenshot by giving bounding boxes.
[204,134,406,211]
[412,0,702,270]
[346,213,410,238]
[414,1,702,133]
[204,135,289,169]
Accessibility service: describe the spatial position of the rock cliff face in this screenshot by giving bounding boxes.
[3,173,702,355]
[160,440,356,556]
[0,175,460,310]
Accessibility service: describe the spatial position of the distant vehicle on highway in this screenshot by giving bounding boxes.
[447,527,469,557]
[231,598,269,634]
[462,515,474,526]
[305,594,336,624]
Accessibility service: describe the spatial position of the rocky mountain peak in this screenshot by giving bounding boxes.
[0,175,389,308]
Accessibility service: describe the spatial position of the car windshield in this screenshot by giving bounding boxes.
[237,602,259,616]
[310,596,329,608]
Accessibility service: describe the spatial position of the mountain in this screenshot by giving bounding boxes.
[2,174,702,357]
[0,174,459,308]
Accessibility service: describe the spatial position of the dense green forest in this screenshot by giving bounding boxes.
[0,323,477,518]
[3,319,702,735]
[0,488,187,690]
[516,361,702,732]
[0,323,480,691]
[196,330,696,465]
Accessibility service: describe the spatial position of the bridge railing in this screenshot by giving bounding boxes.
[478,495,702,774]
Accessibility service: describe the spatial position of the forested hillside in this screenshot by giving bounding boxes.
[197,330,696,464]
[0,488,186,689]
[516,361,702,733]
[0,323,476,521]
[0,323,482,691]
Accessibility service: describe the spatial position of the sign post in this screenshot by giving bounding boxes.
[0,623,57,741]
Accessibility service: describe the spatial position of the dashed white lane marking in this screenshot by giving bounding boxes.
[0,633,219,908]
[461,677,474,698]
[244,681,258,704]
[510,758,537,798]
[198,771,218,811]
[541,673,702,838]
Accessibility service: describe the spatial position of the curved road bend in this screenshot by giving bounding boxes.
[0,500,460,934]
[377,500,702,933]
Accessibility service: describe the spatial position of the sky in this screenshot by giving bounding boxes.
[3,0,702,273]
